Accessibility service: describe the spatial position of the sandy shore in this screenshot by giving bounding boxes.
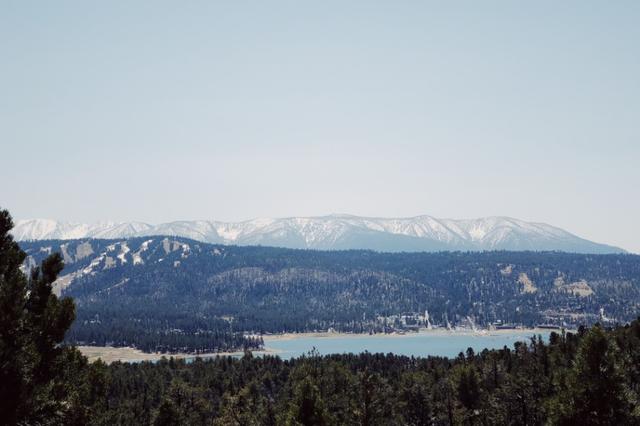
[78,346,277,364]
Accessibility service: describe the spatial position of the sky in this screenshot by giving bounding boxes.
[1,1,639,252]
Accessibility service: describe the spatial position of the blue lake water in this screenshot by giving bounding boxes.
[263,330,551,359]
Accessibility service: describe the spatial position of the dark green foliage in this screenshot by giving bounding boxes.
[153,399,181,426]
[398,371,432,426]
[0,209,80,425]
[284,378,330,425]
[548,326,637,425]
[456,365,481,411]
[45,320,636,425]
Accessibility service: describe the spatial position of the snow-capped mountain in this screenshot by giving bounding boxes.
[11,215,625,254]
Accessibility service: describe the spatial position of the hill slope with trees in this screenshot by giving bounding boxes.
[18,237,640,353]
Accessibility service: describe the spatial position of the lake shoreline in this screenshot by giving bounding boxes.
[261,327,561,342]
[80,327,562,363]
[78,345,279,364]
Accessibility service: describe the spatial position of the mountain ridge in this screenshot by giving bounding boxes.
[11,215,625,254]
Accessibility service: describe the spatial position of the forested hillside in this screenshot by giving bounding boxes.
[19,237,640,353]
[52,321,640,425]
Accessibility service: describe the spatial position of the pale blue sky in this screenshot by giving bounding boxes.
[1,1,639,252]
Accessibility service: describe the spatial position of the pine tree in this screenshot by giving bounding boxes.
[153,399,181,426]
[283,377,330,426]
[0,208,77,425]
[549,325,637,425]
[400,372,432,426]
[456,365,481,411]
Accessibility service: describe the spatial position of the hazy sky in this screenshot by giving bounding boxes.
[1,1,639,252]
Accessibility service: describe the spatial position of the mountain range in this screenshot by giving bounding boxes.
[12,214,624,254]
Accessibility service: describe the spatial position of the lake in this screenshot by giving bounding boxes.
[262,330,552,359]
[79,329,555,363]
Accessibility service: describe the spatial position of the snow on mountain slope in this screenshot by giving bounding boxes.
[12,215,625,254]
[12,219,153,240]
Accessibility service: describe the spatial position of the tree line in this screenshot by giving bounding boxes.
[85,320,640,425]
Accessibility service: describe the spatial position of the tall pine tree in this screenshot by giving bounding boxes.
[549,325,636,425]
[0,208,77,425]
